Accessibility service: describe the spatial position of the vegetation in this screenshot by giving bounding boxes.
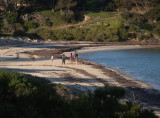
[0,69,158,118]
[3,12,18,24]
[0,0,160,41]
[24,21,38,31]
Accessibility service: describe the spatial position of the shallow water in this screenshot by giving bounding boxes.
[80,48,160,91]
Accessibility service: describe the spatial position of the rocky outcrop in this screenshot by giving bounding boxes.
[21,13,32,21]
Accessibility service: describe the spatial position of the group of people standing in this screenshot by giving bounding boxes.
[51,51,79,65]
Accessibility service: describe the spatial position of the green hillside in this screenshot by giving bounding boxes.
[0,0,160,42]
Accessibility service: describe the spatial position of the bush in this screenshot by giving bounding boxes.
[0,69,64,118]
[24,21,38,31]
[13,30,28,37]
[60,10,75,23]
[3,12,17,24]
[34,29,57,40]
[14,23,25,31]
[145,7,160,21]
[0,18,3,32]
[118,26,128,41]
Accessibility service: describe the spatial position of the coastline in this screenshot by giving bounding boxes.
[0,39,160,115]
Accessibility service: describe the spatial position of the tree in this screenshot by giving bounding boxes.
[54,0,77,11]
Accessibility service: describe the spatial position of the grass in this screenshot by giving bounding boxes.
[81,15,122,29]
[85,11,118,18]
[38,10,54,16]
[52,18,63,26]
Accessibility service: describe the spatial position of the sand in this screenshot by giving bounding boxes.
[0,38,160,116]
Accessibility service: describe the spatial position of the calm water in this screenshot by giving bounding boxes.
[80,48,160,91]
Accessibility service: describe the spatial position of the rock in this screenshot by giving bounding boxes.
[0,6,5,12]
[84,15,90,22]
[21,14,31,21]
[33,39,38,43]
[18,38,22,41]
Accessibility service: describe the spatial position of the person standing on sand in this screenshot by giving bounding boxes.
[62,53,65,65]
[74,51,79,65]
[51,54,54,62]
[70,53,74,65]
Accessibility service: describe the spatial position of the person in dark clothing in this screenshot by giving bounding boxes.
[62,53,65,65]
[75,51,78,65]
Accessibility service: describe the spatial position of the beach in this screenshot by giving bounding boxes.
[0,38,160,116]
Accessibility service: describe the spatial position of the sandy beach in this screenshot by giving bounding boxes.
[0,38,160,116]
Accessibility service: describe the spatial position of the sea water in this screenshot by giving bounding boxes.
[80,48,160,91]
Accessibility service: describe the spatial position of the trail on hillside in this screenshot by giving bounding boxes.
[44,15,120,30]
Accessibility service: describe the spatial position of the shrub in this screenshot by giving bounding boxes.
[24,21,38,31]
[35,29,57,40]
[0,69,63,118]
[52,18,63,26]
[60,10,75,23]
[14,23,25,31]
[13,30,28,37]
[118,26,128,41]
[0,18,3,32]
[145,6,160,21]
[3,12,17,24]
[39,10,54,16]
[45,20,52,27]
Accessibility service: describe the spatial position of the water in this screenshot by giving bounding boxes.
[80,48,160,91]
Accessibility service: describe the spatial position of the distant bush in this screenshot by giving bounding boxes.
[118,26,128,41]
[3,12,18,24]
[0,18,3,32]
[145,7,160,21]
[60,10,75,23]
[24,21,38,31]
[35,29,57,40]
[39,10,54,16]
[0,69,158,118]
[13,30,28,37]
[52,18,63,26]
[14,23,25,31]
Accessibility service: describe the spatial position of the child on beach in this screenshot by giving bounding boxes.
[51,54,54,62]
[70,53,74,65]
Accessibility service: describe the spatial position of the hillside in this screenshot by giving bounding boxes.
[0,0,160,42]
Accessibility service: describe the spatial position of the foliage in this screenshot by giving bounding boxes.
[13,30,28,37]
[34,29,57,40]
[145,6,160,21]
[54,0,77,11]
[3,12,18,24]
[24,21,38,31]
[85,11,116,18]
[39,10,54,16]
[60,10,76,23]
[0,18,3,32]
[0,69,158,118]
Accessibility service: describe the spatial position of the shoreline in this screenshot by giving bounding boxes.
[0,39,160,115]
[77,45,158,90]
